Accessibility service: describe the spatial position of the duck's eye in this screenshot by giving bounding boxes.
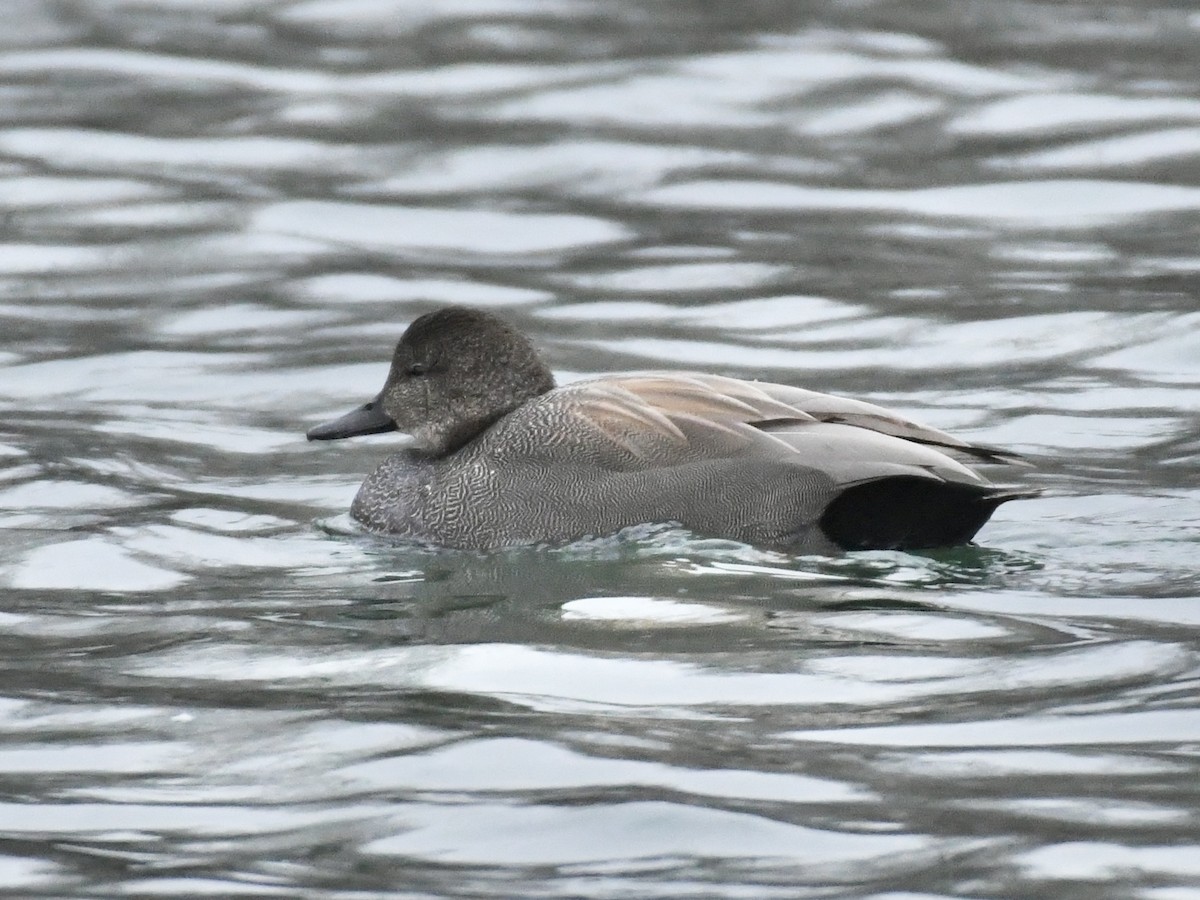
[407,362,427,377]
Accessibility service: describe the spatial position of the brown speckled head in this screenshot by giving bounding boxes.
[378,307,555,456]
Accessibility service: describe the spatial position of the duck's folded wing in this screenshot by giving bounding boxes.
[672,373,1029,466]
[557,374,1016,480]
[558,377,796,464]
[754,420,988,488]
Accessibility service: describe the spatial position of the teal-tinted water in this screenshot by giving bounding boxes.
[1,1,1198,897]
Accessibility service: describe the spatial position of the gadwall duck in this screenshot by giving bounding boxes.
[307,306,1035,553]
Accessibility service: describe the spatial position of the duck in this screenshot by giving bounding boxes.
[307,306,1036,553]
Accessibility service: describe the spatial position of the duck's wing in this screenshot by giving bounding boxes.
[555,374,1008,487]
[672,373,1030,466]
[556,375,802,463]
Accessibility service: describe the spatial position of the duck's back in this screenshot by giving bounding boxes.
[350,373,1027,552]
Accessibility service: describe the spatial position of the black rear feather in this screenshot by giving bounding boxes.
[820,476,1038,551]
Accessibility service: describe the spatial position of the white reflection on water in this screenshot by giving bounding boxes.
[253,200,632,255]
[123,639,1189,717]
[355,140,754,196]
[874,749,1186,777]
[4,175,165,206]
[556,261,790,293]
[363,800,929,865]
[11,538,188,591]
[561,596,745,625]
[1019,842,1200,881]
[294,273,551,306]
[993,127,1200,172]
[339,736,861,802]
[0,128,357,173]
[948,92,1200,135]
[640,179,1200,226]
[789,708,1200,747]
[485,41,1040,127]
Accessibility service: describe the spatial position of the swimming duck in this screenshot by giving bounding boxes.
[307,306,1035,553]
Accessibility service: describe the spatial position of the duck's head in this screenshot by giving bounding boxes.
[306,306,555,456]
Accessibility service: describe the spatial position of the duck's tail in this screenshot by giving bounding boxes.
[819,477,1041,551]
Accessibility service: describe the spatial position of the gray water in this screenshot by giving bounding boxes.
[2,1,1199,897]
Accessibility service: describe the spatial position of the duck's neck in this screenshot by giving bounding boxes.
[431,410,512,457]
[423,370,556,458]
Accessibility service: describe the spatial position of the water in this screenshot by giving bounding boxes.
[2,0,1199,896]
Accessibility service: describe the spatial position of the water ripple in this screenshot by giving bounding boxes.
[1,1,1198,896]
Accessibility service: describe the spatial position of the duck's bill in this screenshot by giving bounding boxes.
[307,396,398,441]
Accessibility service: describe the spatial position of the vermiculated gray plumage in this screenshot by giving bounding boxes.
[308,307,1037,552]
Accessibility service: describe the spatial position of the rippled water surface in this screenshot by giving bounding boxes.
[2,1,1199,897]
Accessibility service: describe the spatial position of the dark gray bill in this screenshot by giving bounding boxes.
[306,395,397,441]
